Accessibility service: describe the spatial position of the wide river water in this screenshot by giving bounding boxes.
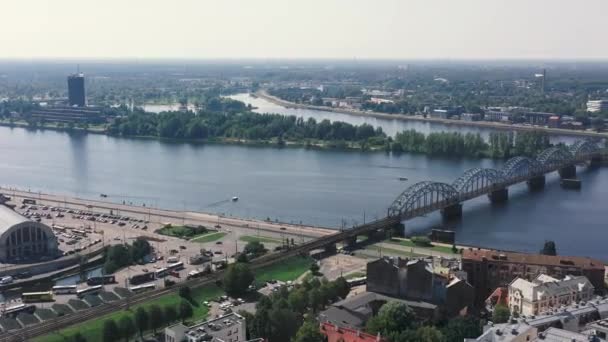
[0,95,606,260]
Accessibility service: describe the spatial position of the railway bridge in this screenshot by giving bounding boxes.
[324,140,605,249]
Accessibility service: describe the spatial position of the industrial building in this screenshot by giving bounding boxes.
[67,73,86,107]
[0,205,59,263]
[30,107,103,124]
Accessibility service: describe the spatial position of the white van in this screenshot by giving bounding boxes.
[167,256,179,263]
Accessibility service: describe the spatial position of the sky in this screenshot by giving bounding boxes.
[1,0,607,60]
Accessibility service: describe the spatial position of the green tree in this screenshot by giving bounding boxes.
[540,240,557,256]
[441,316,482,342]
[243,241,267,258]
[412,326,444,342]
[179,300,193,322]
[102,319,119,342]
[293,319,324,342]
[135,307,148,338]
[118,316,136,342]
[366,302,416,336]
[493,304,510,324]
[333,277,350,299]
[148,305,164,333]
[179,286,191,300]
[223,263,254,297]
[70,332,87,342]
[164,305,178,325]
[309,262,320,275]
[288,288,309,314]
[268,308,299,342]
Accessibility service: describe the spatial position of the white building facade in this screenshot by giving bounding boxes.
[509,274,594,317]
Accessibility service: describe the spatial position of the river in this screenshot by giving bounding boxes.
[228,93,581,144]
[0,105,606,259]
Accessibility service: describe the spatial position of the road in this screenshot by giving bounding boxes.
[0,187,336,240]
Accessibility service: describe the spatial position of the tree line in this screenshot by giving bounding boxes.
[66,287,194,342]
[239,275,350,342]
[103,238,152,274]
[390,130,552,158]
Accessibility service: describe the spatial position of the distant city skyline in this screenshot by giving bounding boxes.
[2,0,608,60]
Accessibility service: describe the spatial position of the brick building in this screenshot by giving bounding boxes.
[320,322,387,342]
[462,250,605,305]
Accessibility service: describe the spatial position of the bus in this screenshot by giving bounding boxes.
[167,261,184,271]
[22,291,54,303]
[346,276,367,287]
[155,267,169,278]
[129,283,156,294]
[129,272,156,285]
[22,199,36,205]
[87,275,116,286]
[52,285,78,294]
[2,304,35,318]
[76,285,102,298]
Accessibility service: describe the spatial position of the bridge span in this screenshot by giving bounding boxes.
[308,140,605,250]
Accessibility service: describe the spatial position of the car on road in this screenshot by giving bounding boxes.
[142,268,148,272]
[214,224,221,229]
[179,245,187,250]
[280,227,286,230]
[215,241,222,245]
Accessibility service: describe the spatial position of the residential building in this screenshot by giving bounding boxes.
[587,100,608,113]
[320,322,387,342]
[462,113,483,121]
[366,257,474,316]
[509,274,594,316]
[462,249,605,305]
[30,107,103,124]
[548,116,561,128]
[484,110,512,122]
[318,291,438,329]
[164,312,246,342]
[67,73,86,107]
[522,112,555,126]
[468,322,606,342]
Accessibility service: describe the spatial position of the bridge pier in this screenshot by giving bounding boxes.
[344,236,357,248]
[488,188,508,204]
[527,175,545,191]
[558,165,576,179]
[441,204,462,220]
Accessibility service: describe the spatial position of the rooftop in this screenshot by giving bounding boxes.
[0,205,29,234]
[463,249,605,270]
[183,312,245,341]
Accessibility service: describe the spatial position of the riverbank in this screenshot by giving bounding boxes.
[256,90,608,139]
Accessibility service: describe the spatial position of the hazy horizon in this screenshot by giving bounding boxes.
[2,0,608,60]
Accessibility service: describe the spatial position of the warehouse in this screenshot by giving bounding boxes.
[0,205,59,263]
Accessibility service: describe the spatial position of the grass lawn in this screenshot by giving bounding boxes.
[239,235,281,244]
[157,225,210,239]
[388,238,457,254]
[254,256,313,286]
[35,285,223,342]
[190,231,227,243]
